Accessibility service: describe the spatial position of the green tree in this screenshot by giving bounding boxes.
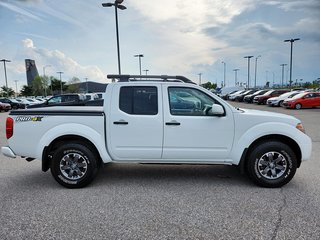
[32,76,44,96]
[50,77,67,95]
[201,81,217,90]
[20,85,33,97]
[0,86,15,97]
[67,77,81,93]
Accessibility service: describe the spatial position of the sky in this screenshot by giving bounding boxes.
[0,0,319,91]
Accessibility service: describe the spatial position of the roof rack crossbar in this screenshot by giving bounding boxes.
[107,74,195,84]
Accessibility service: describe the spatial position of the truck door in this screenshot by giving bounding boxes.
[108,84,163,160]
[162,86,234,161]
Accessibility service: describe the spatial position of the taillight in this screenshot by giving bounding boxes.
[6,117,14,139]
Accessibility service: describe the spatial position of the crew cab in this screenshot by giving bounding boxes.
[1,75,312,188]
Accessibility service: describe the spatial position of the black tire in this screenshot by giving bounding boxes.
[50,142,99,188]
[246,141,297,188]
[295,103,302,110]
[278,100,283,107]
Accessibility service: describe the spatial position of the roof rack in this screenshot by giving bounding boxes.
[107,74,196,84]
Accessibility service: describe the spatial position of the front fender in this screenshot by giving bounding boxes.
[36,123,112,162]
[230,122,312,165]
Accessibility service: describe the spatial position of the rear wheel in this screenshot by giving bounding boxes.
[246,141,297,188]
[50,142,99,188]
[295,103,302,109]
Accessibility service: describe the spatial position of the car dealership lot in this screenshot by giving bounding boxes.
[0,104,319,240]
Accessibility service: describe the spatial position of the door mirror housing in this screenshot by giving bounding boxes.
[210,104,225,116]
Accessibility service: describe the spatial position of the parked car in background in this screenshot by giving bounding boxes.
[85,93,99,101]
[27,94,87,108]
[234,89,258,102]
[218,86,244,100]
[228,90,247,101]
[94,92,106,99]
[0,98,25,109]
[244,90,269,103]
[0,101,11,112]
[253,89,289,105]
[267,91,301,107]
[283,92,320,109]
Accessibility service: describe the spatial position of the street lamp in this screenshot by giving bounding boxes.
[233,69,239,86]
[57,71,64,94]
[0,59,11,96]
[102,0,127,74]
[134,54,144,75]
[244,56,254,89]
[143,69,149,75]
[221,61,226,87]
[284,38,300,87]
[43,65,51,96]
[14,80,19,97]
[84,77,88,93]
[280,64,287,87]
[254,55,261,89]
[198,73,202,85]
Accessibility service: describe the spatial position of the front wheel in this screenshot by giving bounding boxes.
[50,142,99,188]
[246,141,297,188]
[295,103,302,110]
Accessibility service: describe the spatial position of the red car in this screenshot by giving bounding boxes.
[253,89,289,104]
[282,92,320,109]
[0,101,11,112]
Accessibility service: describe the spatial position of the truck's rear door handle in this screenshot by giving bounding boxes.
[113,120,128,125]
[166,121,180,126]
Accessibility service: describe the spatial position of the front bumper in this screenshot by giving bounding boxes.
[1,146,16,158]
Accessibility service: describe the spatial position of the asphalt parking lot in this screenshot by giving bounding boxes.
[0,103,319,240]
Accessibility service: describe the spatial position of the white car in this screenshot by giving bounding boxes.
[267,91,301,107]
[228,90,247,101]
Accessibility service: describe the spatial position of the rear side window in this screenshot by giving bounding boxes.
[119,86,158,115]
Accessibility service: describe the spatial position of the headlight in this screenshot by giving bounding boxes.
[296,123,305,134]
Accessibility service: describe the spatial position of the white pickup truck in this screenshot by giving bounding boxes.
[2,75,312,188]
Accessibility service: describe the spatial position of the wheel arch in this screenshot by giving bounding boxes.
[238,134,302,174]
[42,135,103,172]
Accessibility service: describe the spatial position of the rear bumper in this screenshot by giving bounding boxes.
[1,146,16,158]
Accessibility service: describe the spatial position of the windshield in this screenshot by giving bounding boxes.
[291,92,307,99]
[263,90,273,95]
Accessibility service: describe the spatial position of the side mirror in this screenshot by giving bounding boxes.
[210,104,225,116]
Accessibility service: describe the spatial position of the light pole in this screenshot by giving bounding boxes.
[254,55,261,89]
[57,71,64,94]
[233,69,239,86]
[284,38,300,87]
[280,64,287,88]
[102,0,127,74]
[0,59,11,96]
[143,69,149,75]
[14,80,18,97]
[134,54,144,75]
[244,56,254,89]
[221,61,226,87]
[198,73,202,85]
[84,77,88,93]
[43,65,51,96]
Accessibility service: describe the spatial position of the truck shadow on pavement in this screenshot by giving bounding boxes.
[93,163,254,188]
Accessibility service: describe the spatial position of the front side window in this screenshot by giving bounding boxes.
[168,87,218,116]
[48,96,62,104]
[119,86,158,115]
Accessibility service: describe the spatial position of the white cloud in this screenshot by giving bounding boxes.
[17,38,107,83]
[127,0,256,75]
[0,1,42,21]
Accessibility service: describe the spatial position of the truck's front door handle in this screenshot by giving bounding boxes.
[113,120,128,125]
[166,121,180,126]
